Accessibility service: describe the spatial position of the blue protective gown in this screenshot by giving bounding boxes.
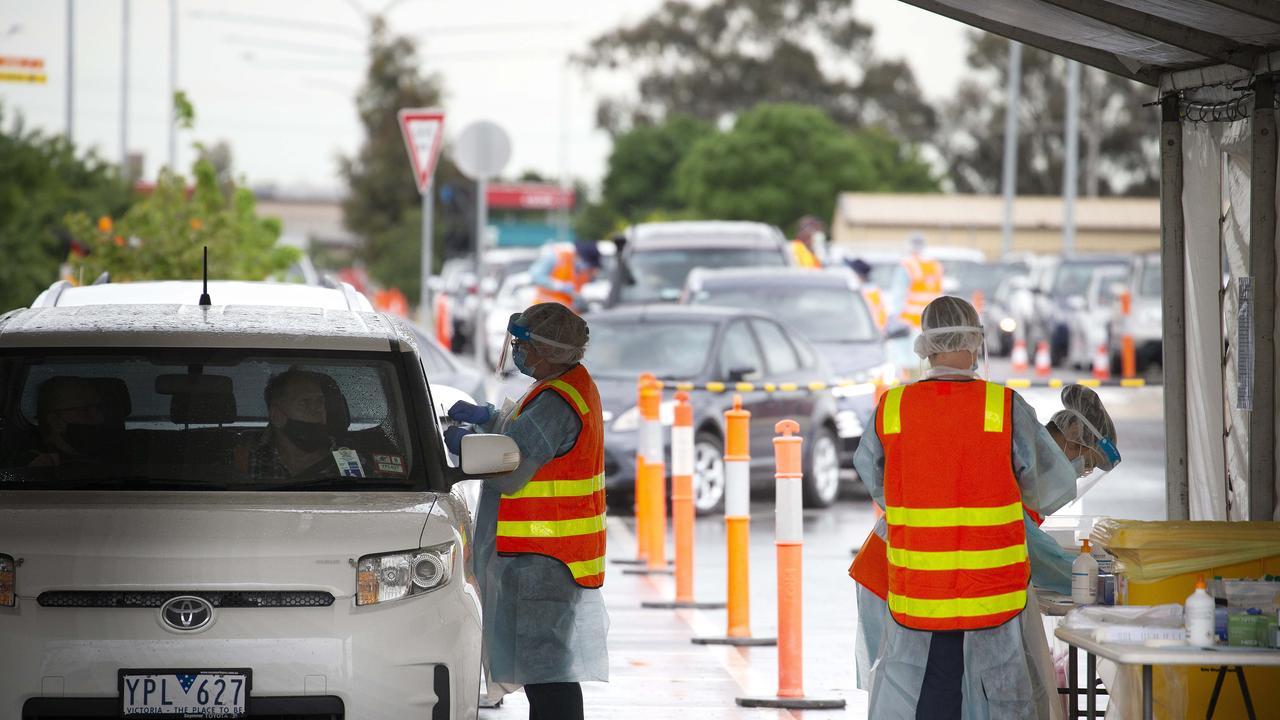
[471,380,610,694]
[852,379,1078,720]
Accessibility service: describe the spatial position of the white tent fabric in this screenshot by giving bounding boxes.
[1220,116,1252,521]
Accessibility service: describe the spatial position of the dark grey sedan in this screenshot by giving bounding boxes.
[583,305,842,515]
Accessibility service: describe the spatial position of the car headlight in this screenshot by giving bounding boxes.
[999,317,1017,334]
[356,542,454,606]
[0,553,14,607]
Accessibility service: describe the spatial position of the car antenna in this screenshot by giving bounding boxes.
[198,246,212,306]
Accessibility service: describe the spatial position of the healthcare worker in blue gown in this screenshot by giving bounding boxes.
[445,302,609,720]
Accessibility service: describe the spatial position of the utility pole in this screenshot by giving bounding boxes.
[1062,59,1080,255]
[169,0,178,171]
[65,0,74,141]
[120,0,130,173]
[999,41,1022,257]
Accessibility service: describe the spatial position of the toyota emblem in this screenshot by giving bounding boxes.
[160,596,214,632]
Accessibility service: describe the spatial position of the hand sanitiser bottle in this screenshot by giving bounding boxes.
[1185,576,1216,647]
[1072,539,1099,605]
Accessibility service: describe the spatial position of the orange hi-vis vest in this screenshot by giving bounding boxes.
[534,245,591,308]
[790,240,821,268]
[878,380,1029,631]
[900,255,943,328]
[496,364,607,588]
[862,286,888,330]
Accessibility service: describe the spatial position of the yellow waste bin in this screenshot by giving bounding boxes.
[1092,519,1280,719]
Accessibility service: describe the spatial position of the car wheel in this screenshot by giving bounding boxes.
[803,425,841,508]
[692,431,726,516]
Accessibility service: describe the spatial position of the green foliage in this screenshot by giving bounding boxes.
[604,115,713,221]
[0,105,131,313]
[65,159,297,283]
[674,104,938,229]
[172,90,196,130]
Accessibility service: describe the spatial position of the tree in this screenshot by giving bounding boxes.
[64,158,298,283]
[674,104,938,229]
[340,17,470,303]
[940,32,1158,196]
[0,105,131,313]
[602,115,713,221]
[576,0,935,144]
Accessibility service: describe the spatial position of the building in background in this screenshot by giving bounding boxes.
[486,182,575,248]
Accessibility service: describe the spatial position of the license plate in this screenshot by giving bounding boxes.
[120,669,250,717]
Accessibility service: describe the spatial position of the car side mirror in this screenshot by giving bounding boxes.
[726,365,758,383]
[459,434,521,476]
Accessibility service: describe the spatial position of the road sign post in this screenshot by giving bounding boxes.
[398,108,446,323]
[454,120,512,364]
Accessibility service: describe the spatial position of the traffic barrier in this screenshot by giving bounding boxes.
[1092,342,1111,381]
[693,395,775,647]
[1119,288,1137,379]
[641,391,726,610]
[615,373,656,567]
[652,377,1156,394]
[1034,340,1052,377]
[737,420,845,711]
[623,374,672,575]
[1011,337,1029,373]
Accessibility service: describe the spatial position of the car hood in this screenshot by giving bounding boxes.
[810,340,885,379]
[0,491,461,597]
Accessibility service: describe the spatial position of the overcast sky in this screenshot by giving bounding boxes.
[0,0,974,195]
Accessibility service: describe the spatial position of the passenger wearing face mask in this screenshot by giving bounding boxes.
[248,369,351,480]
[29,376,129,468]
[444,302,607,720]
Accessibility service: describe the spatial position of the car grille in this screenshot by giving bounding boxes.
[37,590,335,609]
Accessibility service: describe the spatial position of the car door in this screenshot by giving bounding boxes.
[715,319,775,475]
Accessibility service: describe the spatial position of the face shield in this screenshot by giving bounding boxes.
[494,312,584,378]
[1061,407,1122,500]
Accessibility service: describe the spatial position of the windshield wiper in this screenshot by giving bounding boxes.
[255,477,417,492]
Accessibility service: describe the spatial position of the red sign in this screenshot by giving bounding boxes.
[486,183,575,211]
[398,109,446,193]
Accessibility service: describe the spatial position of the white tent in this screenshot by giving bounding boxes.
[899,0,1280,521]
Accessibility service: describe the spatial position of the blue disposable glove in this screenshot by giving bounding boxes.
[444,426,473,455]
[448,400,491,426]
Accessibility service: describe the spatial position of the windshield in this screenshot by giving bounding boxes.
[584,320,715,378]
[944,261,1007,296]
[1140,260,1162,297]
[692,286,876,343]
[1052,261,1127,298]
[620,247,786,303]
[0,348,433,491]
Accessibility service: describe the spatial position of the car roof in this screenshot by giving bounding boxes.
[0,304,415,352]
[34,280,374,312]
[587,303,771,324]
[628,221,785,250]
[689,267,856,289]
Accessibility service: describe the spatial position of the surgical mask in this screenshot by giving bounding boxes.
[282,419,331,452]
[1071,456,1088,478]
[512,346,535,378]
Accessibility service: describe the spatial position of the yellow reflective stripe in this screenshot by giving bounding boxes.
[888,588,1027,619]
[882,386,905,435]
[885,501,1023,528]
[497,513,606,538]
[888,543,1028,571]
[502,473,605,499]
[984,382,1005,432]
[547,379,590,415]
[567,555,606,579]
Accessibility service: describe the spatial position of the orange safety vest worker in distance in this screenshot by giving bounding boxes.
[495,364,607,588]
[878,380,1030,631]
[900,255,943,328]
[790,240,821,268]
[862,285,888,331]
[534,245,593,308]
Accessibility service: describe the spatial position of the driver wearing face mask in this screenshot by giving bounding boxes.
[249,369,349,480]
[29,376,128,468]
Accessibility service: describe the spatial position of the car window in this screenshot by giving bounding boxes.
[620,247,788,304]
[584,320,715,380]
[692,284,876,342]
[1140,261,1162,297]
[717,321,765,379]
[750,319,800,374]
[0,348,430,491]
[417,336,452,375]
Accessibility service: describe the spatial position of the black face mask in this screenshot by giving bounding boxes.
[62,422,126,460]
[282,419,332,452]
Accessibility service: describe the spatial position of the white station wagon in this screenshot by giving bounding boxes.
[0,298,517,719]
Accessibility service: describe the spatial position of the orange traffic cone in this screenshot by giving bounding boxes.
[1092,342,1111,381]
[1011,338,1029,374]
[1034,341,1051,378]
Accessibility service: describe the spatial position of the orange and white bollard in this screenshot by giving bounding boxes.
[642,391,725,609]
[1092,342,1111,381]
[737,420,845,710]
[624,374,671,575]
[1011,336,1029,374]
[615,373,656,567]
[1034,340,1052,378]
[1119,288,1137,379]
[693,395,774,646]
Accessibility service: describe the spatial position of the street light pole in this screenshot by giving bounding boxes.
[65,0,74,141]
[169,0,179,171]
[1062,59,1080,255]
[120,0,130,173]
[999,41,1021,257]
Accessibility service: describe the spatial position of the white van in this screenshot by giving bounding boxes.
[0,300,516,719]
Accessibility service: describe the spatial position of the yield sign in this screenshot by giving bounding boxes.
[398,108,446,193]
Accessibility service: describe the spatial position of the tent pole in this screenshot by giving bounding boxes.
[1249,75,1277,521]
[1161,93,1190,521]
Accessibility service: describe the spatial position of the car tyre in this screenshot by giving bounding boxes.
[802,425,841,508]
[692,431,726,516]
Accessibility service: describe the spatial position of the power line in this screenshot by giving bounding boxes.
[187,10,364,40]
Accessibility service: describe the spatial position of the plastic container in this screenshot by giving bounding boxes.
[1215,607,1229,642]
[1097,574,1115,605]
[1073,539,1100,605]
[1228,609,1265,647]
[1184,576,1215,647]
